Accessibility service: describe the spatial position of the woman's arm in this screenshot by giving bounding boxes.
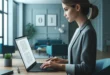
[75,30,96,75]
[61,59,68,64]
[65,29,97,75]
[46,57,68,64]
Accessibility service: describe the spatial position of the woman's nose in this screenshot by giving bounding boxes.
[64,13,67,17]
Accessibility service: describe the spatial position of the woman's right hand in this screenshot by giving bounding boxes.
[46,57,68,64]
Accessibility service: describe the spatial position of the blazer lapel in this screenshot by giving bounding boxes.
[71,30,81,47]
[71,20,90,47]
[68,30,81,64]
[68,28,80,63]
[68,20,90,63]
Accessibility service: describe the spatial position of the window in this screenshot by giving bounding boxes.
[0,14,2,36]
[0,0,8,45]
[4,0,8,45]
[4,0,7,13]
[0,0,2,11]
[4,14,7,45]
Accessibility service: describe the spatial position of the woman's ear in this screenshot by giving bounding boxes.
[75,4,81,11]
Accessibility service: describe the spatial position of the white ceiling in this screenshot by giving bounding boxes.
[14,0,62,4]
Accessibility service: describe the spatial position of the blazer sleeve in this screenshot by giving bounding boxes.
[65,64,75,75]
[65,29,97,75]
[75,29,97,75]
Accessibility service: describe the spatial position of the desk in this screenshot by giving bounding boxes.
[0,59,66,75]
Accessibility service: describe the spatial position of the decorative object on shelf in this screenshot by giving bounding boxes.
[58,28,64,33]
[47,15,57,26]
[24,23,36,39]
[36,15,45,26]
[55,24,65,33]
[4,53,12,67]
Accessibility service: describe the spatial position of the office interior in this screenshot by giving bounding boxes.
[0,0,110,74]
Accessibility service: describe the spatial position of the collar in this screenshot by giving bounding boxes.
[79,20,91,32]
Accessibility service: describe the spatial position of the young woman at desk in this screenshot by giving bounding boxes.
[41,0,98,75]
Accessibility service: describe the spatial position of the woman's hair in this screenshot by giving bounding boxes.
[62,0,98,19]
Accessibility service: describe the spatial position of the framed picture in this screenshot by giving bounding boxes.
[36,15,45,26]
[47,15,57,26]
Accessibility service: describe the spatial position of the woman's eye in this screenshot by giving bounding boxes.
[64,9,68,11]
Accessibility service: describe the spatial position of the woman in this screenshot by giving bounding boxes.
[41,0,98,75]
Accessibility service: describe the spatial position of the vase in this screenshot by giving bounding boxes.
[4,59,12,67]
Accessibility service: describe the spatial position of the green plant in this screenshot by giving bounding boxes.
[4,53,12,59]
[24,23,36,39]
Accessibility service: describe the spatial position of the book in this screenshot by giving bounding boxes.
[0,70,13,75]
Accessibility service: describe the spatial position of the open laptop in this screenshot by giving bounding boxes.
[15,36,57,72]
[0,70,13,75]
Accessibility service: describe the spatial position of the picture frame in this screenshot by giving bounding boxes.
[36,15,45,26]
[47,15,57,26]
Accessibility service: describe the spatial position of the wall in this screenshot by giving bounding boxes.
[13,2,17,43]
[23,4,68,45]
[17,3,23,37]
[103,0,110,51]
[8,0,14,45]
[90,0,110,51]
[90,0,103,51]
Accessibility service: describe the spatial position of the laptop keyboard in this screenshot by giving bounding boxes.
[30,63,57,72]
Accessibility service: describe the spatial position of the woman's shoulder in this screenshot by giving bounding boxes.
[81,24,96,36]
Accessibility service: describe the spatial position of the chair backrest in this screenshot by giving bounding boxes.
[95,58,110,72]
[51,44,68,56]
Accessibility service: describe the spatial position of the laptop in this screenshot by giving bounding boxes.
[0,70,13,75]
[15,36,57,72]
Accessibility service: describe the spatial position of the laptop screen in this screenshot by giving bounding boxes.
[15,37,36,69]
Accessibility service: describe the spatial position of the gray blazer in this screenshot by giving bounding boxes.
[66,20,97,75]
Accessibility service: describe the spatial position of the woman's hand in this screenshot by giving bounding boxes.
[40,60,65,71]
[40,60,59,69]
[46,57,68,64]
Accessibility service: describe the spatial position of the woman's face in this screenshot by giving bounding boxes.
[62,3,79,22]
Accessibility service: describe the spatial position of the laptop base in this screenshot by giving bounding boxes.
[29,63,58,72]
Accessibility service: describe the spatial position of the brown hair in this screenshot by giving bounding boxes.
[62,0,98,19]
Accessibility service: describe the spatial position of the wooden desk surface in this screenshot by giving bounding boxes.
[0,59,66,75]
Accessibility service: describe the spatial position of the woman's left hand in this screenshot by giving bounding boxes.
[40,60,60,69]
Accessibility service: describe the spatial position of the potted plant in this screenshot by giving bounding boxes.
[24,23,36,39]
[4,53,12,67]
[24,23,36,48]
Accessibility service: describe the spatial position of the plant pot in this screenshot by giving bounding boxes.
[4,59,12,67]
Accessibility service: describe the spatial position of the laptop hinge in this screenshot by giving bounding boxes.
[27,62,36,71]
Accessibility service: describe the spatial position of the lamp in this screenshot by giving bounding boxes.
[58,28,64,33]
[55,24,65,33]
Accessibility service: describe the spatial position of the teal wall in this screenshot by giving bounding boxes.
[0,44,2,53]
[103,0,110,51]
[8,0,14,45]
[23,4,68,45]
[13,2,17,43]
[90,0,110,51]
[91,0,103,51]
